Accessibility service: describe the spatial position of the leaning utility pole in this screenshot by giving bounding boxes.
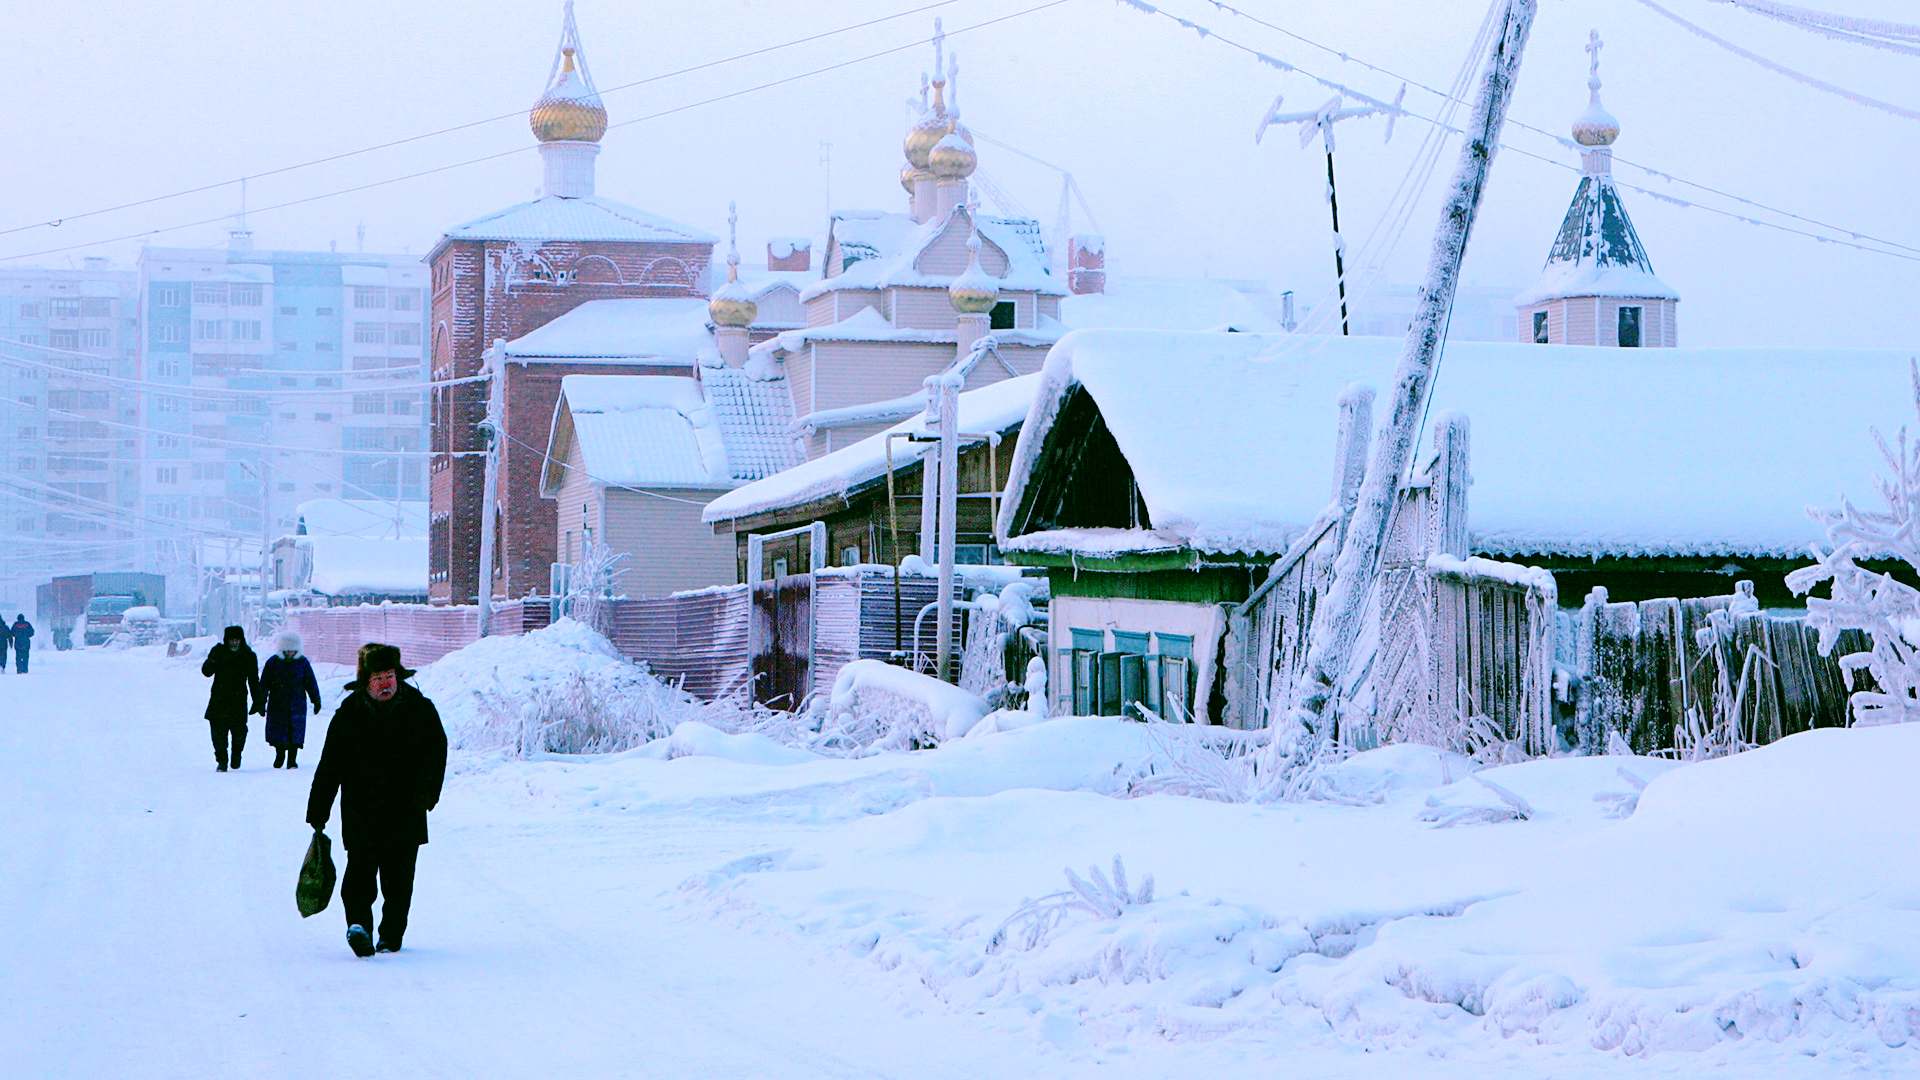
[1278,0,1536,776]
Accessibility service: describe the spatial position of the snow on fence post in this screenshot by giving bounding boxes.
[1269,0,1536,797]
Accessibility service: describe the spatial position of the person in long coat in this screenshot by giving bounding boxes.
[306,643,447,957]
[201,625,260,771]
[11,615,32,674]
[259,629,322,769]
[0,614,11,672]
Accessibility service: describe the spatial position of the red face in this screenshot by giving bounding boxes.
[367,670,400,702]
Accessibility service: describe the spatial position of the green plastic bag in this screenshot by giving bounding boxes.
[297,830,337,918]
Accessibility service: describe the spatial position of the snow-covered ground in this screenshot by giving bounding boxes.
[4,640,1917,1078]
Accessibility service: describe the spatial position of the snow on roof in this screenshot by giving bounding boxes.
[293,498,427,539]
[442,194,717,245]
[749,308,1066,362]
[553,375,734,490]
[503,298,716,365]
[301,536,429,597]
[701,366,804,482]
[1000,330,1920,561]
[803,207,1063,301]
[1059,276,1287,333]
[705,373,1039,524]
[1515,176,1676,307]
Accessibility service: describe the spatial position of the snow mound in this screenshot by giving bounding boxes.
[418,619,705,759]
[827,659,990,747]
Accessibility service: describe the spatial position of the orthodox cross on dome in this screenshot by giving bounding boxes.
[531,0,607,146]
[931,17,947,95]
[1587,29,1603,89]
[726,201,741,280]
[548,0,598,96]
[1572,29,1620,156]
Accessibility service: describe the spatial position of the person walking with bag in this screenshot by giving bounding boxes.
[259,630,322,769]
[201,626,260,771]
[305,643,447,958]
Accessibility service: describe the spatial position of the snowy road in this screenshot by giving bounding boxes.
[0,648,1147,1079]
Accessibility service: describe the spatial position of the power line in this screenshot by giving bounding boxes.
[0,0,973,241]
[0,0,1070,264]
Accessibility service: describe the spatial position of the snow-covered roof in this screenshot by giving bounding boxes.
[749,308,1066,364]
[1059,276,1287,333]
[548,375,734,490]
[502,297,716,365]
[300,536,429,597]
[701,366,804,482]
[292,498,427,539]
[1000,330,1920,561]
[441,194,716,245]
[705,373,1040,524]
[803,207,1064,301]
[1514,176,1676,307]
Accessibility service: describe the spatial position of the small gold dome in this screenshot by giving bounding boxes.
[709,281,757,329]
[901,164,930,194]
[929,129,976,180]
[904,113,948,171]
[948,239,1000,315]
[531,48,608,144]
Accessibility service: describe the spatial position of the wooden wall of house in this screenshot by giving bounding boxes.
[553,435,598,569]
[602,487,736,598]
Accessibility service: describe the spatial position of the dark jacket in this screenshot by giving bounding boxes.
[261,653,323,748]
[10,620,30,653]
[201,642,260,722]
[306,682,448,851]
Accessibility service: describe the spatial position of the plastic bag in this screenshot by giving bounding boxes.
[297,830,337,918]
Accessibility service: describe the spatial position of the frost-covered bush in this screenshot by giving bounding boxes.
[1787,364,1920,725]
[987,856,1154,955]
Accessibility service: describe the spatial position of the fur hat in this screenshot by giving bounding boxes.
[355,642,414,686]
[276,629,303,655]
[223,625,246,644]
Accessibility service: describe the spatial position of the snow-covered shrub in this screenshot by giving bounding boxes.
[987,856,1154,955]
[1787,363,1920,725]
[1125,720,1265,802]
[821,659,989,752]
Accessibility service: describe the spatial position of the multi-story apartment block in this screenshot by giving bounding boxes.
[138,239,429,545]
[0,258,143,602]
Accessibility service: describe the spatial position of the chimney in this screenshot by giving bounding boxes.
[767,238,811,273]
[1068,234,1105,295]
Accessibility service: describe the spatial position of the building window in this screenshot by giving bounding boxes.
[841,545,861,566]
[353,287,386,309]
[193,319,225,342]
[156,467,178,484]
[388,324,419,345]
[390,290,418,312]
[49,330,80,349]
[153,287,184,308]
[155,396,182,413]
[1617,306,1642,348]
[280,306,298,316]
[353,323,387,344]
[192,283,228,305]
[316,377,335,388]
[315,306,334,316]
[80,329,110,348]
[155,323,184,344]
[81,297,112,318]
[230,284,263,306]
[353,394,385,415]
[990,301,1016,330]
[231,320,263,342]
[18,302,38,318]
[1532,310,1549,344]
[314,412,332,422]
[315,342,334,352]
[50,298,81,317]
[153,356,183,378]
[279,341,299,352]
[280,411,297,420]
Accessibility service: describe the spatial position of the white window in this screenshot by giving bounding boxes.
[155,435,180,449]
[389,395,416,415]
[353,323,386,344]
[279,412,297,421]
[315,342,334,352]
[156,467,178,484]
[388,324,419,345]
[154,397,182,414]
[353,394,385,415]
[156,323,184,344]
[230,320,263,342]
[315,377,335,388]
[278,341,299,352]
[389,290,418,312]
[229,284,263,306]
[80,329,110,348]
[153,287,183,308]
[18,302,38,318]
[49,330,79,349]
[314,412,332,422]
[152,357,183,378]
[81,298,113,318]
[315,306,334,316]
[191,283,227,305]
[353,287,386,309]
[279,306,297,316]
[193,319,225,342]
[50,299,81,317]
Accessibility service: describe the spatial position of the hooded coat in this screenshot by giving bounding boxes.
[306,681,448,852]
[261,638,323,749]
[201,634,260,723]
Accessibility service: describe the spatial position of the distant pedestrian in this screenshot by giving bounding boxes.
[307,643,447,958]
[201,626,260,772]
[259,630,322,770]
[10,616,31,674]
[0,615,11,672]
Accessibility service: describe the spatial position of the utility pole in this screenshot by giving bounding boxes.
[475,343,504,636]
[930,374,960,683]
[1258,86,1406,335]
[1276,0,1535,784]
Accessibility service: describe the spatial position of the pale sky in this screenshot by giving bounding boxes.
[0,0,1914,348]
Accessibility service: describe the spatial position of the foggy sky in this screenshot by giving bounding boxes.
[0,0,1914,349]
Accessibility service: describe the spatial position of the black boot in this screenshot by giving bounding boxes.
[346,925,375,958]
[287,747,299,769]
[273,747,285,769]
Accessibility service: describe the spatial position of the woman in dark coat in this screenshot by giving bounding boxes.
[259,629,323,769]
[201,625,260,772]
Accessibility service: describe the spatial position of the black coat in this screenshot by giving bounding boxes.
[306,683,448,852]
[10,620,30,653]
[201,642,259,722]
[260,654,323,748]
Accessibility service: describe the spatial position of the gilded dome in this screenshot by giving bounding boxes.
[1572,99,1619,147]
[901,163,930,194]
[531,48,607,144]
[929,128,976,180]
[709,280,757,328]
[948,236,1001,315]
[904,111,948,171]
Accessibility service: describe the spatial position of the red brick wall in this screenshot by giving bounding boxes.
[428,233,716,603]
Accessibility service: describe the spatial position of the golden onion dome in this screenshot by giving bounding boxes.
[948,237,1001,315]
[709,279,757,329]
[530,48,608,144]
[904,113,948,170]
[901,163,930,194]
[929,127,976,180]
